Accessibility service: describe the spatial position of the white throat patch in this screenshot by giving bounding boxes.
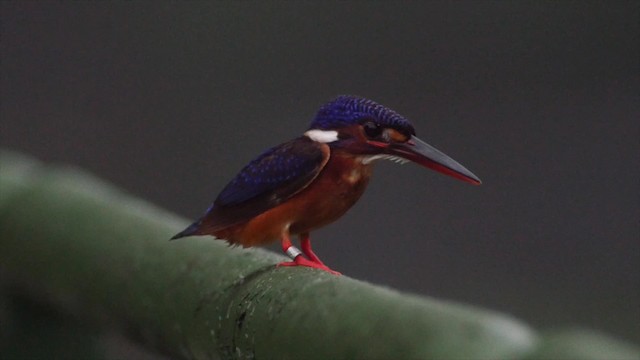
[304,129,339,143]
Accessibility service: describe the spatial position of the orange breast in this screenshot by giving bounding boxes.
[214,150,373,247]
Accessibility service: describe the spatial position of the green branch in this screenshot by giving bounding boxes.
[0,150,638,360]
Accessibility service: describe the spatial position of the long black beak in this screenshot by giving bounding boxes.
[388,135,481,185]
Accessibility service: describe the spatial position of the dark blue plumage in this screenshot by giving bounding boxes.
[309,95,416,137]
[171,136,327,240]
[215,137,326,207]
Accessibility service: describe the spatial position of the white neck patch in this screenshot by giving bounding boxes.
[304,129,339,143]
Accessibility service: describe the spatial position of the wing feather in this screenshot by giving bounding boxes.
[200,136,328,231]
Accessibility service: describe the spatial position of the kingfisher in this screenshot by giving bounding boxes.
[171,95,481,275]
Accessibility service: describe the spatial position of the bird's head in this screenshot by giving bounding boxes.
[305,95,481,185]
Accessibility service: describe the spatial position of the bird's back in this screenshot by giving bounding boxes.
[172,136,330,241]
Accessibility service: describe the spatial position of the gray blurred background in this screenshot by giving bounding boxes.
[2,1,638,343]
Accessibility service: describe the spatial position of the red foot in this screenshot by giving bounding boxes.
[300,237,325,265]
[277,256,341,276]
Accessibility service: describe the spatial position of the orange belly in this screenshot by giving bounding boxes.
[214,151,373,247]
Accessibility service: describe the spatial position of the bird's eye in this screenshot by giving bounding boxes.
[363,122,383,139]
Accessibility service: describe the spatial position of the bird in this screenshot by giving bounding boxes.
[171,95,481,275]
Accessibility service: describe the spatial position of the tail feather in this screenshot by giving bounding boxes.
[170,218,203,240]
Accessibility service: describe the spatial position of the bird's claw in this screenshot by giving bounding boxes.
[277,256,341,275]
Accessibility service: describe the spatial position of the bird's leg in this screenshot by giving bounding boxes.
[299,232,325,265]
[277,232,305,265]
[277,232,341,275]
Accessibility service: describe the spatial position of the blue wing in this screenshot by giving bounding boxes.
[171,136,328,238]
[215,137,327,208]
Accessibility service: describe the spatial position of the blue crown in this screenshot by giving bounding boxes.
[309,95,415,136]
